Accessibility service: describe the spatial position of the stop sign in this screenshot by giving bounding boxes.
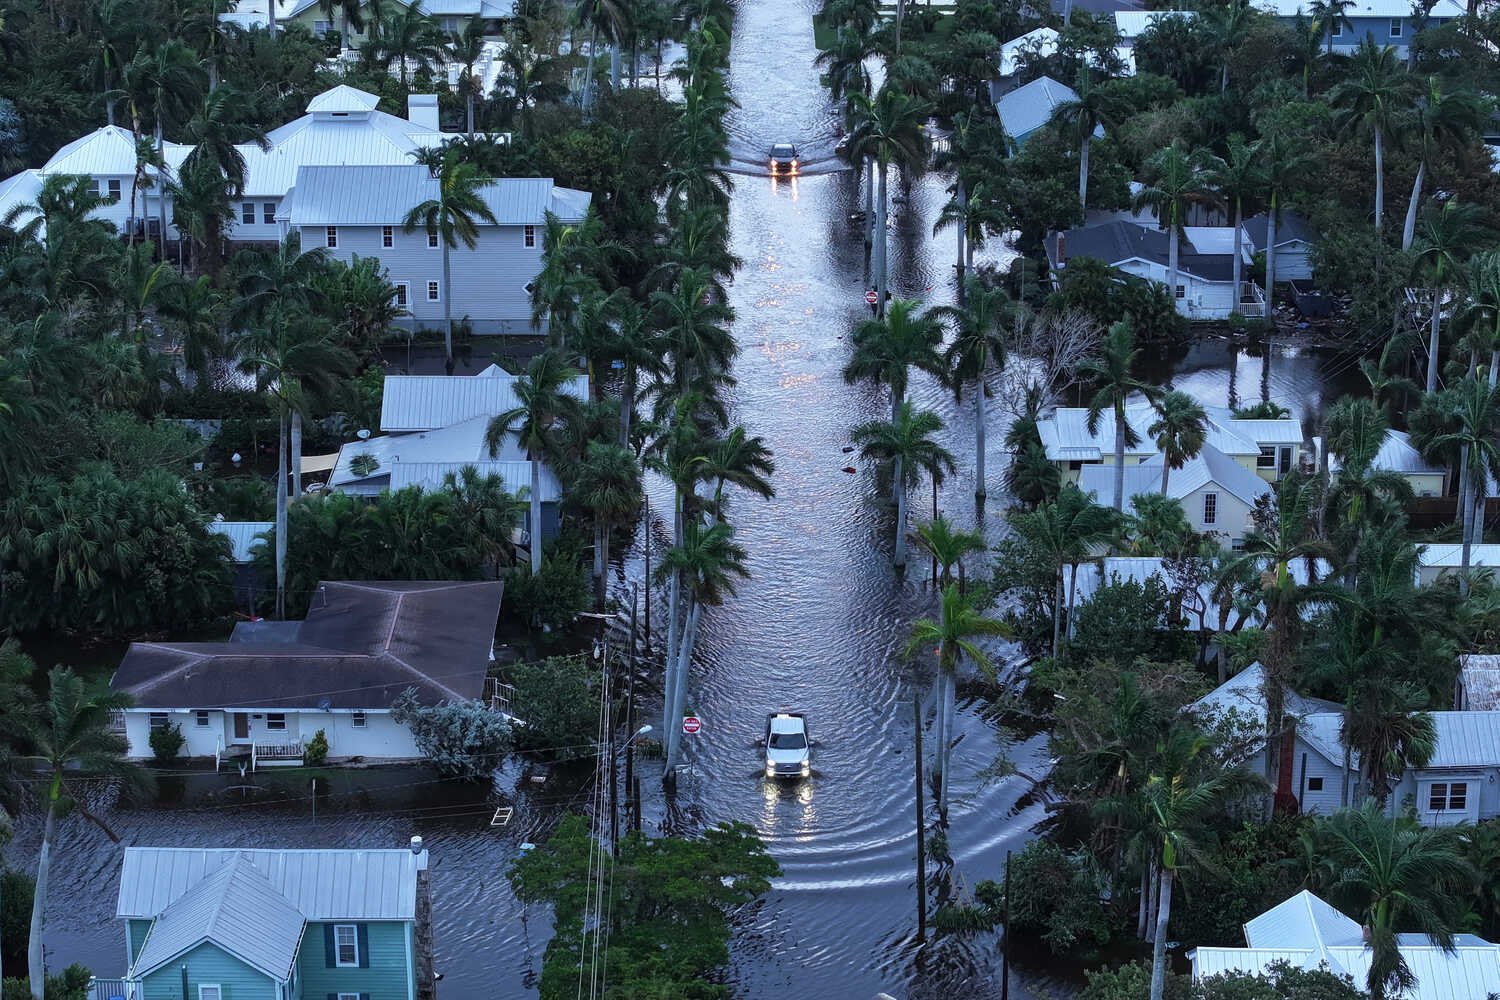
[864,288,879,305]
[682,716,702,735]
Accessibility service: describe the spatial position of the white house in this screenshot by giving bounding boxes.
[1036,403,1304,485]
[1190,890,1500,1000]
[1078,443,1272,544]
[1046,219,1266,319]
[109,580,505,766]
[1325,428,1447,498]
[1243,210,1318,284]
[1250,0,1463,57]
[281,163,588,334]
[1416,543,1500,587]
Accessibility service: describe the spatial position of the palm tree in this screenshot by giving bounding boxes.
[652,266,737,403]
[447,21,486,135]
[1007,483,1119,655]
[701,426,776,522]
[403,152,498,374]
[1461,250,1500,386]
[1205,134,1264,314]
[178,86,269,268]
[937,278,1009,499]
[1133,142,1224,315]
[485,349,580,575]
[494,37,568,139]
[906,585,1010,818]
[235,311,354,618]
[441,465,522,576]
[575,0,633,100]
[1315,804,1474,1000]
[1081,320,1162,513]
[573,441,643,607]
[1329,40,1410,233]
[122,39,207,250]
[846,86,931,316]
[814,27,874,115]
[21,667,152,1000]
[1431,376,1500,593]
[1259,132,1314,302]
[851,403,956,569]
[377,1,444,88]
[1413,200,1494,395]
[1048,69,1124,213]
[1310,0,1355,53]
[1149,391,1208,495]
[607,297,667,448]
[933,181,1008,301]
[1401,78,1485,251]
[843,297,946,422]
[1204,0,1252,92]
[317,0,365,46]
[658,519,748,775]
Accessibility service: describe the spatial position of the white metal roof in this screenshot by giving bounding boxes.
[1419,543,1500,569]
[379,366,588,433]
[285,164,590,227]
[331,416,524,488]
[43,125,192,178]
[387,460,561,502]
[1077,442,1272,510]
[998,27,1058,75]
[1251,0,1461,16]
[1036,404,1301,462]
[117,847,425,921]
[306,84,382,114]
[131,856,305,981]
[1189,664,1344,736]
[1245,889,1363,950]
[1114,9,1195,39]
[207,520,273,563]
[1459,655,1500,711]
[1184,226,1241,256]
[996,75,1100,141]
[0,169,42,227]
[241,109,445,198]
[1328,429,1445,478]
[1423,712,1500,769]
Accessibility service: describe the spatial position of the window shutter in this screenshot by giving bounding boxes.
[324,924,336,967]
[357,924,370,968]
[328,994,339,1000]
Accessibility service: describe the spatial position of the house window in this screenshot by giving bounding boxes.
[326,226,338,248]
[382,225,394,248]
[524,224,537,248]
[1257,446,1277,469]
[393,282,409,308]
[263,202,276,224]
[1174,284,1186,299]
[1068,460,1084,471]
[338,994,361,1000]
[1428,781,1468,812]
[1389,17,1403,36]
[334,924,359,966]
[427,231,439,249]
[1306,776,1323,792]
[241,202,255,225]
[198,986,222,1000]
[107,179,121,201]
[352,711,368,729]
[266,713,287,731]
[1202,491,1218,525]
[427,280,440,302]
[314,18,332,33]
[195,710,210,727]
[1330,20,1344,36]
[149,712,170,729]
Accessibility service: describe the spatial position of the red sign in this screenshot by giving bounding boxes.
[682,716,702,735]
[864,289,879,305]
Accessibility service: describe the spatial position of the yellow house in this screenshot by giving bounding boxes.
[1327,428,1447,498]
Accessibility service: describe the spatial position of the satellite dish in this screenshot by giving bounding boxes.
[356,428,372,440]
[317,697,332,712]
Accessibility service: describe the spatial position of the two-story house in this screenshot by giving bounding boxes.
[97,842,433,1000]
[1077,443,1272,545]
[1251,0,1462,57]
[280,164,589,334]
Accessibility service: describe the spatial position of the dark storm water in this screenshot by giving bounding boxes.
[15,0,1366,995]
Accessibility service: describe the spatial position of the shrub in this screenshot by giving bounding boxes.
[1066,576,1197,669]
[2,964,92,1000]
[391,689,512,779]
[305,728,329,766]
[149,722,185,764]
[502,556,590,631]
[1001,840,1115,958]
[508,656,599,760]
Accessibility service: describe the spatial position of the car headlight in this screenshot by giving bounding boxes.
[791,159,799,170]
[800,761,811,776]
[765,759,775,776]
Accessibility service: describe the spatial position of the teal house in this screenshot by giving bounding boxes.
[101,844,433,1000]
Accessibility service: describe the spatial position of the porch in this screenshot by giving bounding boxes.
[87,978,137,1000]
[214,739,305,771]
[1235,280,1266,318]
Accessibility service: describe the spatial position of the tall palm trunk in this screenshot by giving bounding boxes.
[528,457,542,574]
[954,177,967,301]
[1460,443,1473,595]
[582,24,599,109]
[1052,570,1064,656]
[661,566,681,745]
[893,467,909,567]
[610,39,621,90]
[1427,288,1442,395]
[27,786,59,1000]
[1373,125,1385,233]
[974,377,987,499]
[290,408,303,499]
[874,159,889,317]
[442,232,455,375]
[275,408,289,619]
[1112,413,1127,512]
[1160,458,1172,496]
[664,598,702,773]
[1078,133,1090,211]
[1136,863,1152,939]
[1265,203,1279,308]
[1167,223,1181,317]
[1231,197,1245,315]
[620,367,636,448]
[593,515,606,608]
[938,670,956,817]
[1402,159,1426,251]
[864,157,875,246]
[1148,868,1175,1000]
[155,120,169,256]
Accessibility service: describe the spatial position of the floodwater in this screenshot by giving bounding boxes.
[14,0,1369,995]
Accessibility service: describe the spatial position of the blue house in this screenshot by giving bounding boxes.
[1251,0,1462,56]
[97,843,432,1000]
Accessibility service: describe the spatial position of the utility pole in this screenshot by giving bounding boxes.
[914,695,927,945]
[624,584,639,836]
[1001,849,1011,1000]
[643,492,652,654]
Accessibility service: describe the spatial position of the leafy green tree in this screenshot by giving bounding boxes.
[18,667,151,1000]
[390,689,511,780]
[851,403,956,569]
[1007,483,1120,655]
[507,656,599,760]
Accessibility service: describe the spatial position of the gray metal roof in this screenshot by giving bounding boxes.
[1460,655,1500,711]
[131,856,306,981]
[1243,210,1317,252]
[285,164,590,227]
[118,846,426,922]
[1424,712,1500,769]
[207,521,273,564]
[996,75,1100,141]
[306,85,382,114]
[379,365,588,433]
[111,580,503,710]
[1114,9,1195,37]
[387,461,561,501]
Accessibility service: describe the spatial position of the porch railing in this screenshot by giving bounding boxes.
[1237,281,1266,318]
[487,678,516,716]
[87,977,136,1000]
[250,742,304,769]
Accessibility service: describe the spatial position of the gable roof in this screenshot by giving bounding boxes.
[1245,889,1364,950]
[1048,220,1247,282]
[43,125,192,178]
[998,27,1059,75]
[996,75,1100,141]
[110,580,503,710]
[207,520,273,564]
[131,856,305,981]
[1251,0,1461,17]
[329,417,565,498]
[379,365,588,433]
[118,846,426,922]
[1328,429,1444,478]
[1076,442,1272,510]
[1242,209,1317,251]
[1189,663,1345,732]
[285,164,590,226]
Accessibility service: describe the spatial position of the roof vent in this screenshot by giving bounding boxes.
[410,835,424,854]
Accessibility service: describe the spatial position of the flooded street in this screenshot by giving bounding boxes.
[16,0,1367,995]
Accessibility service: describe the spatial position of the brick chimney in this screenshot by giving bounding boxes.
[1056,231,1067,264]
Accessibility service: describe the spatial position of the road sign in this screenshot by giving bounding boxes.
[682,716,703,735]
[864,288,879,305]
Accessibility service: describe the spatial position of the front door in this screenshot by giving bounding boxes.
[232,713,250,742]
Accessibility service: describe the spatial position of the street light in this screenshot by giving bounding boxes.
[615,725,653,853]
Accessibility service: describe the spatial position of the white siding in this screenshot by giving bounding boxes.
[1116,260,1239,319]
[124,709,425,761]
[1183,482,1254,543]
